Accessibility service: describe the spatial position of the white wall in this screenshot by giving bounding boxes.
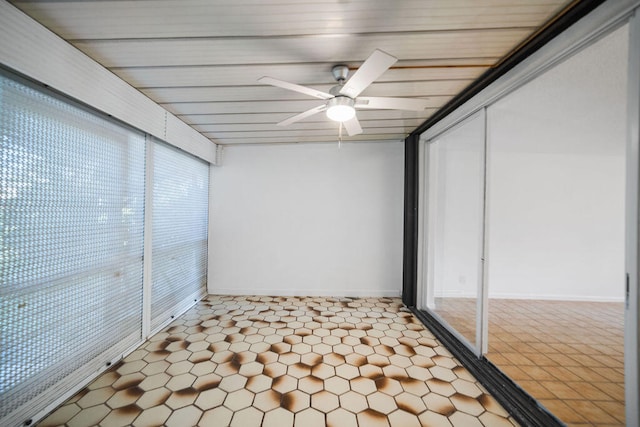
[485,24,627,301]
[208,141,404,297]
[487,152,625,300]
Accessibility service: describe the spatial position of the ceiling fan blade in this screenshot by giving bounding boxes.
[277,104,327,127]
[355,96,430,111]
[259,76,334,100]
[339,49,397,98]
[343,116,363,136]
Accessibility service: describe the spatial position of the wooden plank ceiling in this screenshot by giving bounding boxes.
[8,0,573,146]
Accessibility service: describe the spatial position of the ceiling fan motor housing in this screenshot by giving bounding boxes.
[331,64,350,82]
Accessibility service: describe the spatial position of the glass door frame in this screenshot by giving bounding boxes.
[417,109,489,357]
[625,9,640,427]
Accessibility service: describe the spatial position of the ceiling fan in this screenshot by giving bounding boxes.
[258,49,431,137]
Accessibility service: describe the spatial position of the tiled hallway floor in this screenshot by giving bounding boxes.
[40,295,517,427]
[434,298,625,427]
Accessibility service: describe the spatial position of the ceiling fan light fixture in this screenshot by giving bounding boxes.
[326,96,355,122]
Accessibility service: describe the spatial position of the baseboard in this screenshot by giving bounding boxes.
[433,292,624,302]
[207,287,402,298]
[487,293,624,302]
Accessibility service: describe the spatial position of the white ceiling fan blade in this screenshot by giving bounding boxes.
[277,104,327,127]
[259,76,333,100]
[343,116,363,136]
[355,96,430,111]
[339,49,397,98]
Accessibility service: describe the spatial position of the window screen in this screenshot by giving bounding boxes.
[0,73,145,424]
[151,142,208,330]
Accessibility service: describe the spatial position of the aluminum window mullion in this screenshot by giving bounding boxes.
[143,136,154,339]
[476,107,489,356]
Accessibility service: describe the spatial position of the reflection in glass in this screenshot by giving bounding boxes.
[425,113,485,349]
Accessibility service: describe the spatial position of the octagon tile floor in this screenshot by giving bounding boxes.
[39,296,518,427]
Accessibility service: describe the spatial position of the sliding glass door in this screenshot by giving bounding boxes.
[417,7,638,424]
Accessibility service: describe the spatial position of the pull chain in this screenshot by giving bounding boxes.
[338,122,343,149]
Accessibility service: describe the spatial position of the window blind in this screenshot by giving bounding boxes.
[0,73,146,425]
[151,142,208,331]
